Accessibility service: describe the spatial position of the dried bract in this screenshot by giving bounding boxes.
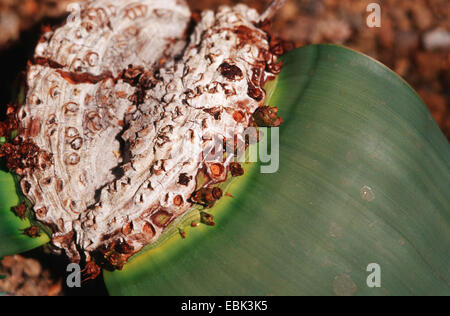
[13,203,27,220]
[252,106,283,127]
[23,226,41,238]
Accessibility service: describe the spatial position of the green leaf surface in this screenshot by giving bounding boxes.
[104,44,450,296]
[0,170,49,257]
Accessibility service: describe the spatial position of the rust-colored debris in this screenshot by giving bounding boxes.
[13,203,27,220]
[252,105,283,127]
[23,226,41,238]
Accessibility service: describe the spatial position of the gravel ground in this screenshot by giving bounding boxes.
[0,254,62,296]
[0,0,448,296]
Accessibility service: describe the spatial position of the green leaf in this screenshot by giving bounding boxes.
[104,44,449,296]
[0,170,49,257]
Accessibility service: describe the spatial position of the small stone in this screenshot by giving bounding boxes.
[423,29,450,51]
[23,258,42,278]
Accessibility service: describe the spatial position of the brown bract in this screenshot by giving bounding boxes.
[252,106,283,127]
[23,226,41,238]
[1,0,284,271]
[229,162,245,177]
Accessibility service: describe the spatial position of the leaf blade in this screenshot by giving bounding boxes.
[0,170,49,257]
[104,44,450,296]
